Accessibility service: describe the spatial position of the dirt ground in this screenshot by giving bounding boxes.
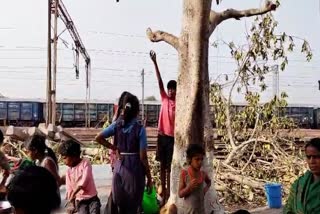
[53,165,283,214]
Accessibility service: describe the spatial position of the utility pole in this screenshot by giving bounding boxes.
[272,65,279,117]
[272,65,279,99]
[52,0,59,125]
[141,69,145,123]
[45,0,91,127]
[46,0,52,126]
[58,0,91,127]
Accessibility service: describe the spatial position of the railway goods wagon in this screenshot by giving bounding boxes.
[44,101,114,127]
[283,106,314,128]
[0,99,43,126]
[138,102,161,127]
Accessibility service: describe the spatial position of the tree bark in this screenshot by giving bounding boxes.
[147,1,277,213]
[167,0,225,213]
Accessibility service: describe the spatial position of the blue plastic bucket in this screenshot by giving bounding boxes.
[265,183,282,208]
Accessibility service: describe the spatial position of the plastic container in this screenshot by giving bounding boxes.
[265,183,282,208]
[142,187,159,214]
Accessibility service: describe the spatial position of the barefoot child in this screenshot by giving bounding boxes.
[150,50,176,203]
[59,139,101,214]
[178,144,211,214]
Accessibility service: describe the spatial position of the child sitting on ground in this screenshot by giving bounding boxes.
[58,139,101,214]
[178,144,211,214]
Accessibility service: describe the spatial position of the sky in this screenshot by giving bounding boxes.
[0,0,319,105]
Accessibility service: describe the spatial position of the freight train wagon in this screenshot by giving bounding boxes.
[43,99,115,127]
[0,98,318,129]
[0,98,44,126]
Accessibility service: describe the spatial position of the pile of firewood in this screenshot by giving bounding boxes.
[212,137,307,209]
[1,124,110,164]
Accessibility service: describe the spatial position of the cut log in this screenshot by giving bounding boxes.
[38,123,48,136]
[82,148,101,156]
[5,126,29,141]
[220,173,264,190]
[58,130,84,146]
[47,124,57,139]
[27,127,45,137]
[54,132,61,141]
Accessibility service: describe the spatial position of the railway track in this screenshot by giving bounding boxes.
[65,127,159,151]
[65,127,320,159]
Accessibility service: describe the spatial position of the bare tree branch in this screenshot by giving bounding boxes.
[146,28,179,50]
[221,173,264,190]
[208,10,220,36]
[209,1,277,36]
[224,138,271,165]
[241,139,257,172]
[250,112,260,140]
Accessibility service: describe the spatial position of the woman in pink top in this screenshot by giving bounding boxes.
[59,139,100,214]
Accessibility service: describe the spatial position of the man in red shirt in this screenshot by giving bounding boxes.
[150,50,176,204]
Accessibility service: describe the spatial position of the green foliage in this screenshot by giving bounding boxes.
[210,12,312,144]
[211,86,296,143]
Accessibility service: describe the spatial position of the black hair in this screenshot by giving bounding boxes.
[58,139,81,157]
[186,144,205,163]
[115,91,130,120]
[0,129,3,145]
[167,80,177,90]
[25,134,58,166]
[121,93,140,124]
[7,166,60,214]
[232,210,251,214]
[305,138,320,152]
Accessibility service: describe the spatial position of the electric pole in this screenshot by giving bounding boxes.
[52,0,59,125]
[46,0,52,126]
[46,0,91,127]
[141,69,145,123]
[272,65,279,117]
[272,65,279,99]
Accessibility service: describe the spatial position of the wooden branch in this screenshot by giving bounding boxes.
[221,161,241,174]
[224,138,271,164]
[220,1,276,23]
[146,28,179,50]
[208,10,219,36]
[250,112,260,140]
[241,139,257,172]
[225,91,237,149]
[221,173,264,190]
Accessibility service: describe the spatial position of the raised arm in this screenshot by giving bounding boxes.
[150,50,166,97]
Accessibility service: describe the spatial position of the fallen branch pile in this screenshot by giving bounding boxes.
[213,136,306,209]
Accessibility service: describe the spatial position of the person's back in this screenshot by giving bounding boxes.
[95,92,152,214]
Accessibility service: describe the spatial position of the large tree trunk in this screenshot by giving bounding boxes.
[147,1,276,213]
[165,1,224,213]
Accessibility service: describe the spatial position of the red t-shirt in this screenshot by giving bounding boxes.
[158,91,175,137]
